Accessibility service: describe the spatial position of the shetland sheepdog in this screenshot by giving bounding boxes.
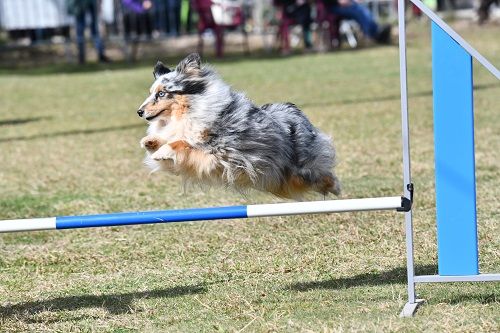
[137,53,340,199]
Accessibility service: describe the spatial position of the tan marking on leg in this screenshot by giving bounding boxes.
[186,149,219,178]
[318,175,335,195]
[269,175,311,199]
[290,175,307,191]
[169,140,192,152]
[170,144,219,179]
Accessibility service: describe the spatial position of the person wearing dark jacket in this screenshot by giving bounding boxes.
[151,0,182,36]
[66,0,109,63]
[122,0,154,39]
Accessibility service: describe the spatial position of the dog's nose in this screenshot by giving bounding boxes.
[137,109,144,117]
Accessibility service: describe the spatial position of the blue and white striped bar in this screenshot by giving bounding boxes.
[0,196,405,233]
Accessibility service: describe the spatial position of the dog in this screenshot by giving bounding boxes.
[137,53,341,199]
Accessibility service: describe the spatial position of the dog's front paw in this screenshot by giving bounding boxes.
[150,144,176,162]
[140,135,163,152]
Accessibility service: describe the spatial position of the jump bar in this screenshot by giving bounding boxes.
[0,196,407,233]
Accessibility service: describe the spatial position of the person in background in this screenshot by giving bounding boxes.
[154,0,182,36]
[167,0,182,36]
[122,0,155,40]
[478,0,498,24]
[324,0,391,44]
[274,0,313,53]
[436,0,456,12]
[153,0,169,36]
[66,0,109,64]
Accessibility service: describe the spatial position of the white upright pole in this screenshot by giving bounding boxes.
[398,0,423,318]
[398,1,411,204]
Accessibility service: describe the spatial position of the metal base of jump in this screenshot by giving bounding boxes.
[400,299,425,318]
[399,274,500,317]
[0,196,408,233]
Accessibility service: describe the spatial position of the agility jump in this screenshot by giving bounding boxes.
[398,0,500,317]
[0,0,498,317]
[0,197,408,232]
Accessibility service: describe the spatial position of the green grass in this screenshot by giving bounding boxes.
[0,22,499,332]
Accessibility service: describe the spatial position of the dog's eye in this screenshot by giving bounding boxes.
[157,91,166,98]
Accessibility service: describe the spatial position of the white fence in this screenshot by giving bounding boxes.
[0,0,71,30]
[0,0,115,31]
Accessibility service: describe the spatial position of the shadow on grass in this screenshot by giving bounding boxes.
[0,45,390,76]
[0,116,52,127]
[0,283,207,321]
[446,293,498,305]
[289,264,437,291]
[0,123,143,143]
[301,82,500,108]
[0,52,282,76]
[289,265,499,308]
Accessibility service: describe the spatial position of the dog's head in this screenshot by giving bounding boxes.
[137,53,208,123]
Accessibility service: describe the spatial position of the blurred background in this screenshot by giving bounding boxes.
[0,0,498,66]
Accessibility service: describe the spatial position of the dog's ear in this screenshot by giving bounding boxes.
[153,61,171,79]
[176,53,201,74]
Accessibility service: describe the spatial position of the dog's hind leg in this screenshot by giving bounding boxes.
[317,173,342,196]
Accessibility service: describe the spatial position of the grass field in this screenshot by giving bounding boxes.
[0,22,499,332]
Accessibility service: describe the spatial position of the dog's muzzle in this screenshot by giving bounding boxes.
[137,109,144,117]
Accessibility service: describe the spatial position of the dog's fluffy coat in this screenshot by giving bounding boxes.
[138,53,340,199]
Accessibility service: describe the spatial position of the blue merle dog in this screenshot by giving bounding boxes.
[137,53,340,199]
